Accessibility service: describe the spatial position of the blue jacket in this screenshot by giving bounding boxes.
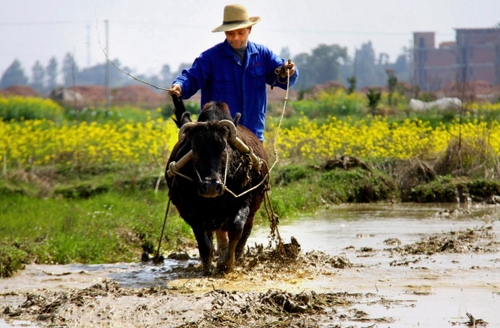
[173,39,299,140]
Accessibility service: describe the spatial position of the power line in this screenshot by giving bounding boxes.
[87,24,92,66]
[0,21,91,26]
[0,20,202,28]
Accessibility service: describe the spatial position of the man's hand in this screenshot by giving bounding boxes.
[277,60,296,78]
[284,60,296,76]
[168,84,182,97]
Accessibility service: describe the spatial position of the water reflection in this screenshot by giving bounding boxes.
[249,203,500,327]
[250,203,499,255]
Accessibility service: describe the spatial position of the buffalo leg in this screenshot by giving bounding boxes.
[235,214,254,260]
[236,197,261,260]
[192,228,214,275]
[217,206,249,273]
[215,229,229,255]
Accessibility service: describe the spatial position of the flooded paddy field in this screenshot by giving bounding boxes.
[1,203,499,327]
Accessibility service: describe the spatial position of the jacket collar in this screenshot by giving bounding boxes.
[222,39,257,57]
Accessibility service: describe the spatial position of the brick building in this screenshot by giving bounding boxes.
[413,28,500,91]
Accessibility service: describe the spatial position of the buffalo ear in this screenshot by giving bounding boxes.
[182,125,193,137]
[180,112,192,125]
[233,113,241,126]
[179,123,195,139]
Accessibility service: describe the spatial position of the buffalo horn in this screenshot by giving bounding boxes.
[167,150,193,178]
[219,119,237,140]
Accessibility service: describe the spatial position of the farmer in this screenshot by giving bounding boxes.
[169,3,298,141]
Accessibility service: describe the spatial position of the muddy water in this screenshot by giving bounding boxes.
[1,203,499,327]
[250,203,500,327]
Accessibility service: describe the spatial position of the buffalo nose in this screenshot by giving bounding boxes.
[198,180,224,197]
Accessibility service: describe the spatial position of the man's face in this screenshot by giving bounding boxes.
[225,27,251,49]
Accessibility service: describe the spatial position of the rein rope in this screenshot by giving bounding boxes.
[264,61,291,252]
[269,60,291,173]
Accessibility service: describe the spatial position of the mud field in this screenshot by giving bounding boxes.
[1,204,499,328]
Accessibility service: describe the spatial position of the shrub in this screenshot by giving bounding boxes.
[273,164,308,186]
[292,89,366,118]
[0,96,64,122]
[65,105,162,123]
[434,137,498,178]
[467,179,500,198]
[0,244,27,278]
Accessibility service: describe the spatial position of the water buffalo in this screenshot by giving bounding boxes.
[166,99,269,275]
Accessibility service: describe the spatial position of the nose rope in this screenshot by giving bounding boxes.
[194,166,203,184]
[223,149,230,187]
[189,149,230,194]
[223,172,269,198]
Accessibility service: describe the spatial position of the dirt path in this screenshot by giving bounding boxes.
[1,224,499,327]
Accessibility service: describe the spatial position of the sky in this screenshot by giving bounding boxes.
[1,0,499,82]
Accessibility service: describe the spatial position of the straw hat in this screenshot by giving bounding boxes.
[212,4,261,33]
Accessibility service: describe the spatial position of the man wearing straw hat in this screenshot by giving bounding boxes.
[169,4,298,141]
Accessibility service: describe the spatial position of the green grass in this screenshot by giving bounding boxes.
[0,189,193,277]
[267,163,398,217]
[0,96,64,122]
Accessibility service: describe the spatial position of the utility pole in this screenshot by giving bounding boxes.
[353,48,358,81]
[105,20,110,110]
[86,24,91,67]
[72,48,77,109]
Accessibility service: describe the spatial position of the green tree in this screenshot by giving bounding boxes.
[279,46,291,61]
[175,62,192,75]
[62,52,78,87]
[76,59,134,87]
[291,52,312,89]
[292,44,347,89]
[46,57,58,92]
[0,59,28,88]
[76,63,105,85]
[310,44,347,85]
[160,64,173,85]
[31,60,45,94]
[355,41,386,88]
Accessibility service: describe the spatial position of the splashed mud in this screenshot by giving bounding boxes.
[1,203,499,327]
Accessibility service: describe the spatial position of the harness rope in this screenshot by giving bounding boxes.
[264,62,291,252]
[270,60,291,173]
